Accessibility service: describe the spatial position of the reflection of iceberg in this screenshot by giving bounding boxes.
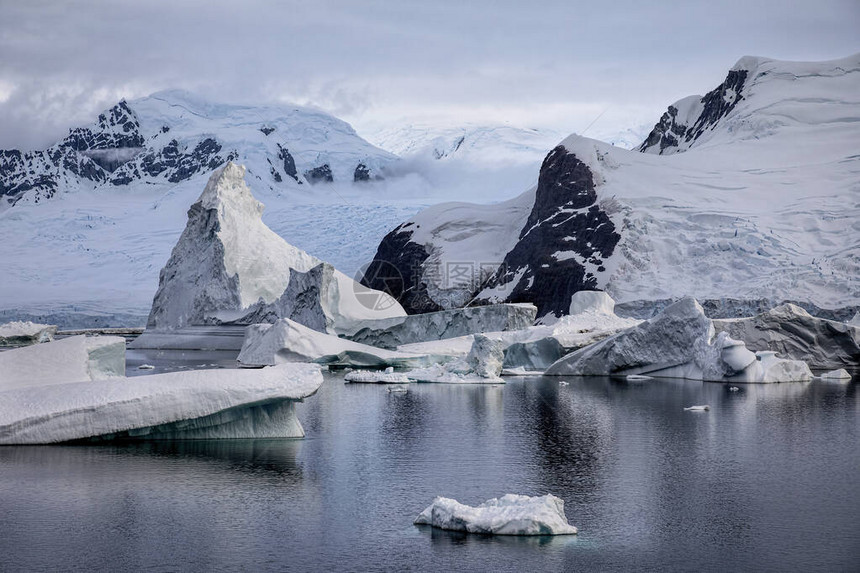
[0,363,322,444]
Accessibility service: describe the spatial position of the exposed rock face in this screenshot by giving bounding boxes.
[304,164,333,184]
[354,163,371,182]
[713,304,860,370]
[362,146,619,321]
[361,223,441,314]
[638,69,748,154]
[545,297,812,382]
[136,163,404,341]
[344,303,537,349]
[472,146,620,319]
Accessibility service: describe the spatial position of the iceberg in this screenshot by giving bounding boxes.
[0,321,58,347]
[405,334,504,383]
[131,163,404,349]
[0,335,125,390]
[820,368,852,381]
[397,292,639,372]
[414,494,577,535]
[545,297,812,382]
[713,304,860,370]
[343,303,537,349]
[344,368,411,384]
[237,318,436,369]
[0,363,322,444]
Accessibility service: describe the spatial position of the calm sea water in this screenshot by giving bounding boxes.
[1,360,858,572]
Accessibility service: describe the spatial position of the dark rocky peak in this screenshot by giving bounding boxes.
[304,164,333,184]
[354,163,371,182]
[260,126,276,136]
[276,144,300,183]
[62,100,145,152]
[638,68,748,154]
[473,146,619,319]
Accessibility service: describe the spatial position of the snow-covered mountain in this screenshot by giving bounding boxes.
[0,90,396,209]
[368,124,567,165]
[363,54,860,320]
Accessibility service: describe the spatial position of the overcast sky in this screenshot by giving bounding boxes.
[1,0,857,150]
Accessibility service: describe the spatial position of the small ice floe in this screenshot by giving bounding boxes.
[415,494,577,536]
[626,374,652,382]
[819,369,852,382]
[728,386,740,392]
[684,405,710,411]
[344,369,411,384]
[559,381,569,386]
[387,386,408,393]
[137,364,155,370]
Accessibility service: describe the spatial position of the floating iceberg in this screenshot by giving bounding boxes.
[397,292,639,372]
[819,368,852,381]
[132,163,404,349]
[237,318,435,369]
[406,334,504,383]
[714,304,860,370]
[414,494,577,535]
[344,368,411,384]
[0,335,125,390]
[0,363,322,444]
[0,321,58,347]
[344,303,537,349]
[545,297,812,382]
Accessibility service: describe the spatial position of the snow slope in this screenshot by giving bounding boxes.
[364,54,860,318]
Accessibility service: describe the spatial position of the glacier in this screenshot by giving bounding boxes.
[415,494,577,536]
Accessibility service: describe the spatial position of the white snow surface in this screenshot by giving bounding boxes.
[414,494,577,536]
[0,363,323,444]
[0,335,125,390]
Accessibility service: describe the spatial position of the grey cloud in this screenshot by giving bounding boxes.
[0,0,857,149]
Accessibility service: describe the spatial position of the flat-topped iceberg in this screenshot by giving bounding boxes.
[0,321,58,347]
[714,304,860,370]
[415,494,577,535]
[343,303,536,349]
[0,335,125,390]
[545,297,812,382]
[344,368,411,384]
[0,363,322,444]
[237,318,435,369]
[132,163,404,349]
